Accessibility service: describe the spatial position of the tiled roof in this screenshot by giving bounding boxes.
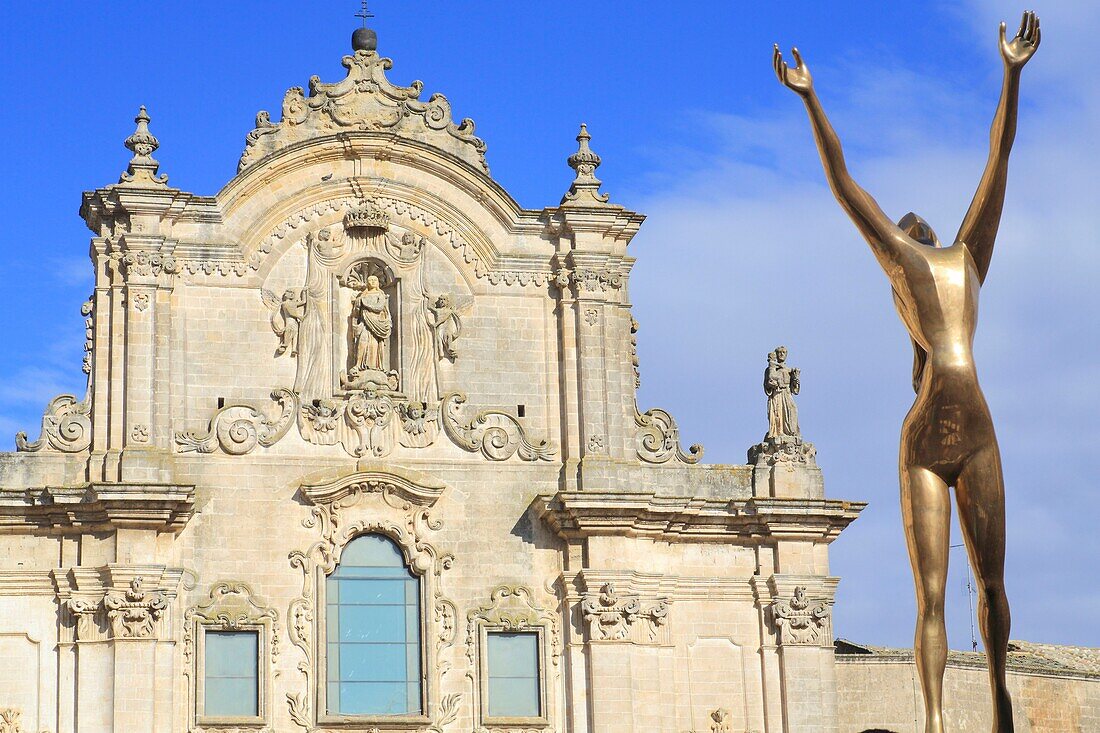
[835,638,1100,680]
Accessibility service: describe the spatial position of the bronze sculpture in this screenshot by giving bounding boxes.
[774,10,1040,732]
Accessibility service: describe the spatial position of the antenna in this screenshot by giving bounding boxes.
[355,0,374,27]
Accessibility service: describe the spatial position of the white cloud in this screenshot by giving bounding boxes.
[625,2,1100,647]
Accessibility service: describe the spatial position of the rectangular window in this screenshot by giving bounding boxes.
[204,630,259,717]
[486,631,540,719]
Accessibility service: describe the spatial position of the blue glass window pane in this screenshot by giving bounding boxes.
[336,681,407,715]
[487,632,540,718]
[326,534,422,716]
[337,534,406,568]
[336,578,408,604]
[332,642,409,681]
[333,604,407,642]
[488,676,540,718]
[204,630,258,717]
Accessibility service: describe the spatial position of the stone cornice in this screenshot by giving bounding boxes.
[539,490,865,543]
[0,483,195,534]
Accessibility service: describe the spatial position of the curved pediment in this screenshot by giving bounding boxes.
[237,50,488,176]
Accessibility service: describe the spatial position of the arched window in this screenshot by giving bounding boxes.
[325,533,422,716]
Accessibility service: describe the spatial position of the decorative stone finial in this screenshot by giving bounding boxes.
[119,106,168,186]
[562,123,611,205]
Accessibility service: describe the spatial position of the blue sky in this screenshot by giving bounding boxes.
[0,1,1096,649]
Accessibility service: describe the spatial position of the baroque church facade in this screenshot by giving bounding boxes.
[1,25,1096,733]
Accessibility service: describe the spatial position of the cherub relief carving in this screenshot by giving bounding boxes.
[262,287,307,357]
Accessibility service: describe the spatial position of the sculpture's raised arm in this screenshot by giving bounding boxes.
[956,11,1040,283]
[773,45,912,265]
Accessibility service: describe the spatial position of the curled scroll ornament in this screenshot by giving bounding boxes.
[442,392,556,462]
[635,407,703,464]
[174,388,298,455]
[16,394,92,453]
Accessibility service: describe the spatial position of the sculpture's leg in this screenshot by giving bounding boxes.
[901,464,951,733]
[956,445,1014,732]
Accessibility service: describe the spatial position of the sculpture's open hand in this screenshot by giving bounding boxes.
[1000,10,1040,70]
[773,45,812,96]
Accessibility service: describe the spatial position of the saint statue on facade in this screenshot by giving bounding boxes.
[349,274,392,376]
[427,293,461,363]
[764,346,800,441]
[774,10,1040,731]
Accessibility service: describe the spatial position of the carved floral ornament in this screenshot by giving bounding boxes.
[285,469,456,731]
[768,586,832,647]
[63,576,169,641]
[581,582,669,643]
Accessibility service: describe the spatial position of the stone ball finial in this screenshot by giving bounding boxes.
[352,26,378,52]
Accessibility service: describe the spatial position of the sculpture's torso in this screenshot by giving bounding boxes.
[888,241,995,482]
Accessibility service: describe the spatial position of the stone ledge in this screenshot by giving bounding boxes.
[0,482,195,534]
[538,490,865,543]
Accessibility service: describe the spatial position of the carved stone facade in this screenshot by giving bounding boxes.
[0,24,900,733]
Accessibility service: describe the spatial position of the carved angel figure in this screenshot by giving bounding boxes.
[427,293,461,362]
[764,346,800,441]
[262,288,307,357]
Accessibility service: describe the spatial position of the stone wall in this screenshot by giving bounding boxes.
[837,647,1100,732]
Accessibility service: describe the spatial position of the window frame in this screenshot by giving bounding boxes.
[315,530,432,729]
[196,626,266,727]
[477,625,550,728]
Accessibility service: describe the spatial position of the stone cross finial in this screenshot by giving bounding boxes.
[119,106,168,186]
[562,123,611,205]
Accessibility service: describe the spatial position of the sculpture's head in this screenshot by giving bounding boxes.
[775,346,788,363]
[366,275,380,290]
[898,212,940,247]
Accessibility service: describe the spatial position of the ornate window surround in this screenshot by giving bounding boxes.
[287,467,454,732]
[183,581,279,732]
[315,531,429,726]
[466,586,559,731]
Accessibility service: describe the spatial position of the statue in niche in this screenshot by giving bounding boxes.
[262,288,307,357]
[427,293,461,362]
[341,259,400,392]
[350,274,392,374]
[764,346,800,441]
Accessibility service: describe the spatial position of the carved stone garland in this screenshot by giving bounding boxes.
[580,583,669,643]
[286,473,456,732]
[768,586,831,647]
